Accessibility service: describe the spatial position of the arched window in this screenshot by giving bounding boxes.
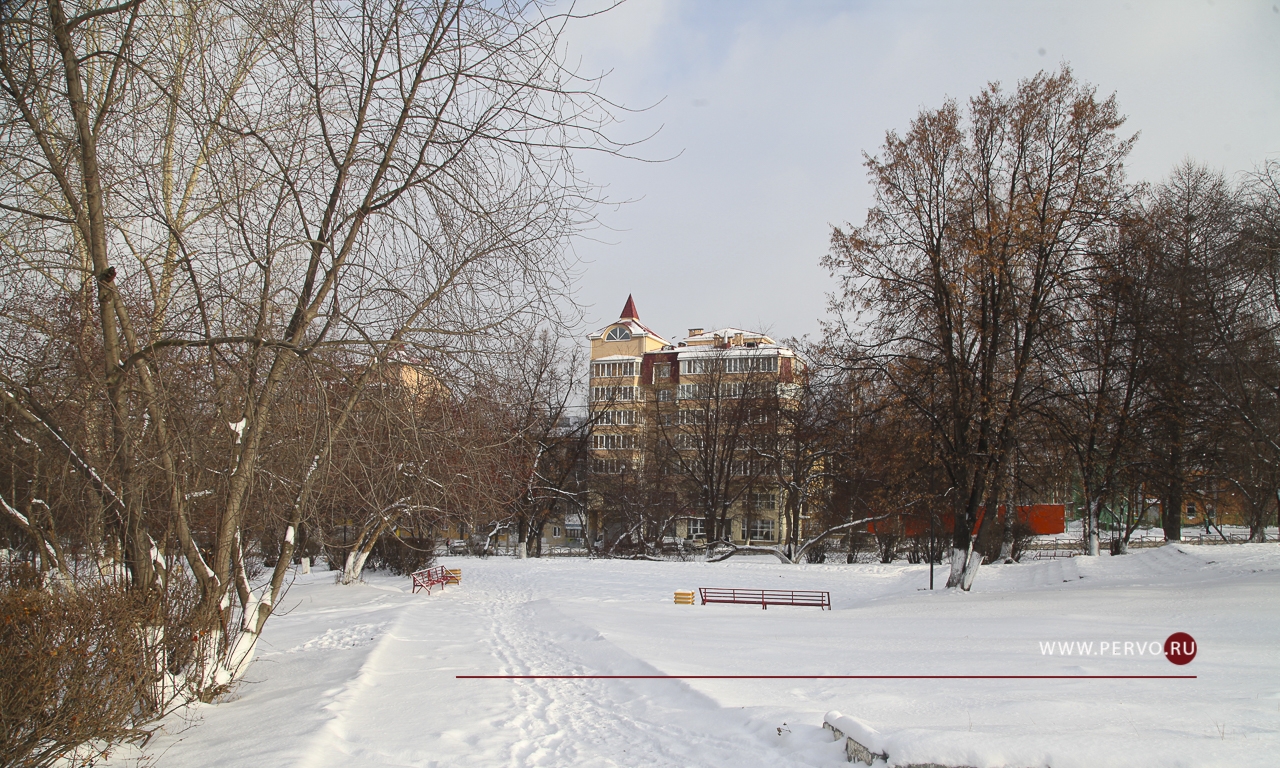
[605,326,632,341]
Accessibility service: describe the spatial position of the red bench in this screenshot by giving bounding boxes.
[698,587,831,610]
[412,566,459,594]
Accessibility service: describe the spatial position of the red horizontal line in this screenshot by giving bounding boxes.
[457,674,1196,680]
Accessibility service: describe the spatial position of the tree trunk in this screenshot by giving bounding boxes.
[1161,415,1184,542]
[945,546,968,588]
[1163,474,1184,544]
[998,498,1015,564]
[340,521,386,585]
[1087,498,1102,556]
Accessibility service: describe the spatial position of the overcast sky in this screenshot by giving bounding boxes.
[557,0,1280,346]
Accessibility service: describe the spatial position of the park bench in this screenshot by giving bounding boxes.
[698,587,830,610]
[412,565,461,594]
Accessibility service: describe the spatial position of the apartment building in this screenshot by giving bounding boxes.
[586,296,804,547]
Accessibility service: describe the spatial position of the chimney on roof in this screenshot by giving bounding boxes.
[620,294,639,319]
[688,328,703,337]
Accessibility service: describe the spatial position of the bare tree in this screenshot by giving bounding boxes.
[1131,163,1243,543]
[591,457,680,557]
[650,345,776,549]
[1037,209,1151,555]
[1182,161,1280,542]
[826,67,1133,589]
[0,0,620,733]
[460,331,594,559]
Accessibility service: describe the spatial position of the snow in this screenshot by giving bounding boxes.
[107,544,1280,767]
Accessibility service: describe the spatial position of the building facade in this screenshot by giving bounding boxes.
[586,296,804,548]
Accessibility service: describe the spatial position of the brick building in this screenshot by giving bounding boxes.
[586,296,804,547]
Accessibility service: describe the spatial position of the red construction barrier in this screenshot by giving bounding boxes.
[866,504,1065,537]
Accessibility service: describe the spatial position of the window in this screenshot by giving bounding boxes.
[679,358,711,375]
[552,526,561,537]
[654,363,672,380]
[731,459,762,476]
[718,382,744,399]
[724,355,778,374]
[591,360,637,378]
[657,389,673,402]
[591,386,635,402]
[748,519,775,541]
[679,355,777,375]
[593,433,638,450]
[677,383,709,400]
[595,409,636,426]
[686,518,706,539]
[604,326,632,342]
[673,433,704,450]
[752,491,777,511]
[565,513,585,541]
[777,383,801,400]
[591,458,629,474]
[677,409,705,425]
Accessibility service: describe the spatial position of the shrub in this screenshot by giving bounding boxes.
[0,569,157,768]
[977,517,1036,563]
[367,535,436,575]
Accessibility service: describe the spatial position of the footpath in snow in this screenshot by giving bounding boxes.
[109,544,1280,768]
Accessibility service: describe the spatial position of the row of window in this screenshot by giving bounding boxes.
[595,384,797,403]
[657,410,772,431]
[591,458,632,474]
[591,356,779,381]
[677,409,705,425]
[673,433,703,450]
[677,383,708,400]
[593,433,639,450]
[675,382,776,400]
[684,517,776,540]
[600,429,779,455]
[591,360,638,379]
[751,491,777,511]
[679,355,779,375]
[593,409,637,425]
[591,386,636,402]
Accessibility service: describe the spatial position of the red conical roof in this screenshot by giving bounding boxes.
[619,294,639,319]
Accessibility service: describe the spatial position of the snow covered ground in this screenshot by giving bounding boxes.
[106,543,1279,767]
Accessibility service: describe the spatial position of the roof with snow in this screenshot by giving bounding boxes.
[682,327,778,345]
[587,295,670,345]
